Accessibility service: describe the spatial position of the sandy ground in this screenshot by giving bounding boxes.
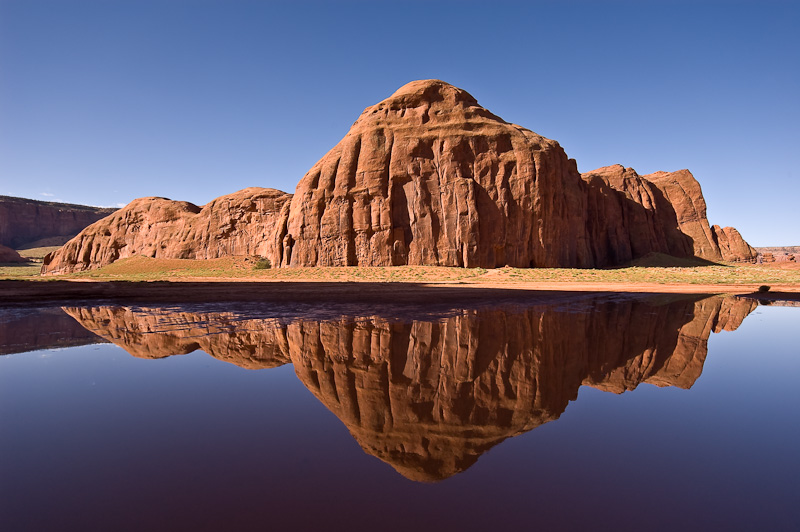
[2,278,798,305]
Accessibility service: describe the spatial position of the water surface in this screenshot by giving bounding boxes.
[1,294,797,531]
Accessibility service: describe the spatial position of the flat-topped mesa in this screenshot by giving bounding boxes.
[42,187,292,275]
[581,164,757,265]
[279,79,593,268]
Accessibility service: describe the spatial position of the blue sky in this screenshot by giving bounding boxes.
[1,0,797,246]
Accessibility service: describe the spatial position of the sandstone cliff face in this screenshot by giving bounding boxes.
[0,195,116,249]
[582,165,756,265]
[581,165,692,267]
[279,79,592,268]
[643,169,722,260]
[42,188,292,274]
[0,244,26,263]
[61,295,756,481]
[712,225,757,262]
[40,80,757,272]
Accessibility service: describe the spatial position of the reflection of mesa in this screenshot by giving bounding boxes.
[43,80,754,274]
[63,295,755,482]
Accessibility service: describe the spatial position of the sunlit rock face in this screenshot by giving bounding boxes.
[61,295,757,482]
[42,188,292,275]
[281,79,592,268]
[40,80,756,273]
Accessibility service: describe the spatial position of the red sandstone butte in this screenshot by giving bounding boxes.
[42,80,757,274]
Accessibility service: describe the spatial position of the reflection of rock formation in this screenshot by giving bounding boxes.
[62,295,756,481]
[0,307,106,355]
[62,307,289,369]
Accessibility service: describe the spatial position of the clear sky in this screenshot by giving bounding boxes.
[1,0,797,246]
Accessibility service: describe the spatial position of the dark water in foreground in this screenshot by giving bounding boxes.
[0,294,798,531]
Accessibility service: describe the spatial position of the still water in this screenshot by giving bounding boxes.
[1,294,798,531]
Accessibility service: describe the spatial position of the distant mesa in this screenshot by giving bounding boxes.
[59,294,756,481]
[41,80,755,274]
[0,195,116,251]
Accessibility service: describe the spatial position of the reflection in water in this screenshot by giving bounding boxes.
[0,307,107,355]
[52,295,757,482]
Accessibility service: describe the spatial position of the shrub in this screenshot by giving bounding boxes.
[253,257,271,270]
[758,285,770,292]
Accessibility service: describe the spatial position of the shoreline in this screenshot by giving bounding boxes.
[2,279,799,305]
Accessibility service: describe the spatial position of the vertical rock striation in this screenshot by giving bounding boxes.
[40,80,757,273]
[280,79,592,268]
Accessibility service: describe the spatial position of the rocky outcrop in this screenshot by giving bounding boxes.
[581,165,693,267]
[279,79,592,268]
[642,169,722,260]
[712,225,757,262]
[61,294,756,481]
[41,80,756,273]
[0,244,26,263]
[0,195,116,249]
[582,165,756,265]
[42,188,292,274]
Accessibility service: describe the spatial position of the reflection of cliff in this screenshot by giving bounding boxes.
[62,307,289,369]
[0,307,106,355]
[62,295,756,481]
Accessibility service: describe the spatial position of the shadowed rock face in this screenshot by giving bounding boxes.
[0,244,26,263]
[581,165,756,265]
[42,188,292,275]
[0,195,116,249]
[41,80,756,273]
[61,295,756,481]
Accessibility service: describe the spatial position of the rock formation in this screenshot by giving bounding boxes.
[61,294,756,481]
[41,80,757,273]
[581,164,757,265]
[0,307,106,355]
[581,165,693,266]
[42,188,292,274]
[0,195,116,249]
[61,306,290,370]
[711,225,757,262]
[279,79,592,268]
[0,244,26,263]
